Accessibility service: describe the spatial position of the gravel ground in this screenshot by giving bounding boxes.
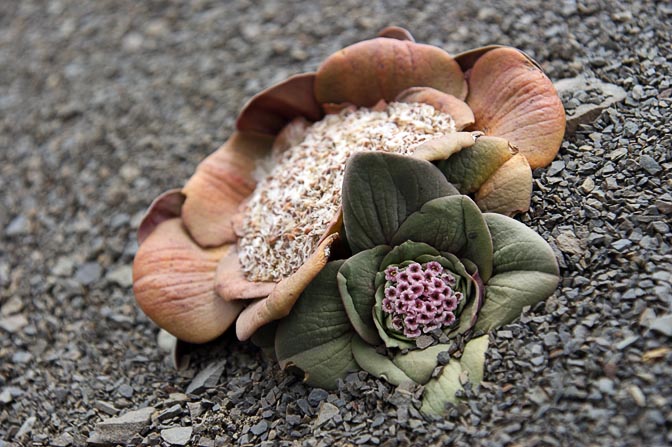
[1,0,670,446]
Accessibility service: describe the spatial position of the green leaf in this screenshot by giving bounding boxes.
[391,195,493,281]
[459,334,489,384]
[420,335,489,415]
[393,344,449,384]
[275,260,358,389]
[250,321,278,361]
[436,136,514,193]
[342,152,458,253]
[351,336,414,386]
[338,246,391,345]
[473,214,559,332]
[379,241,440,270]
[419,361,462,416]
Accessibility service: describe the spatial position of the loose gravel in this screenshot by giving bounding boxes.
[1,0,670,446]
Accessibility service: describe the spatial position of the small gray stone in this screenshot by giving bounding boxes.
[11,351,32,364]
[556,232,583,255]
[52,257,75,277]
[95,400,119,416]
[5,215,30,236]
[547,160,565,176]
[117,384,134,398]
[415,334,434,349]
[186,360,226,394]
[105,265,133,287]
[315,402,339,427]
[612,239,632,251]
[87,407,154,446]
[580,177,595,193]
[250,420,269,436]
[15,416,36,439]
[307,388,329,406]
[648,314,672,337]
[0,314,28,333]
[1,296,23,316]
[161,427,192,446]
[74,262,102,286]
[51,432,74,447]
[639,155,662,175]
[158,404,183,421]
[598,378,615,395]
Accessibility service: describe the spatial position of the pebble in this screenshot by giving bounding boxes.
[1,296,24,315]
[186,360,226,394]
[158,404,183,421]
[87,407,155,445]
[628,385,646,407]
[647,315,672,337]
[0,314,29,333]
[105,265,133,287]
[315,402,339,427]
[639,155,662,175]
[160,426,193,446]
[95,400,120,416]
[5,215,30,236]
[580,177,595,193]
[251,420,269,436]
[74,262,102,286]
[117,384,134,398]
[52,257,75,277]
[308,388,329,406]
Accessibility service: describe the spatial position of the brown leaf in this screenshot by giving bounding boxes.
[396,87,475,130]
[475,153,532,215]
[181,131,274,247]
[412,132,477,162]
[466,47,565,169]
[377,26,415,42]
[133,219,242,343]
[315,38,467,107]
[236,73,323,135]
[137,189,185,244]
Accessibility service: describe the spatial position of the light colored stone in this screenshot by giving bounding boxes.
[161,426,193,446]
[87,407,154,446]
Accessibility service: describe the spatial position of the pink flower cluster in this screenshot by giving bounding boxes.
[382,261,462,338]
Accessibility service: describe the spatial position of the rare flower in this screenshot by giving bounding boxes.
[272,151,560,415]
[132,27,564,345]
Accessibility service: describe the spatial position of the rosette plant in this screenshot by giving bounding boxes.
[272,151,560,415]
[133,27,564,347]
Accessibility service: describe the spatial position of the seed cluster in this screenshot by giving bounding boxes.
[382,261,462,338]
[238,102,456,281]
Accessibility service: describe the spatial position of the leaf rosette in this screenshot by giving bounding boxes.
[273,152,559,415]
[131,27,565,364]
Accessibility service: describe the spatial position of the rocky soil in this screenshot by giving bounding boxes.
[1,0,670,446]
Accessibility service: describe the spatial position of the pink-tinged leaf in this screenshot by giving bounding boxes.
[396,87,475,130]
[412,132,477,162]
[475,153,533,216]
[315,38,467,107]
[214,249,277,301]
[466,47,565,169]
[377,26,416,42]
[236,73,324,135]
[454,45,504,72]
[181,131,274,247]
[236,233,339,341]
[133,218,242,343]
[137,189,186,244]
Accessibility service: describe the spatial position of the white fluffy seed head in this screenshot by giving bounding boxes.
[238,102,455,281]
